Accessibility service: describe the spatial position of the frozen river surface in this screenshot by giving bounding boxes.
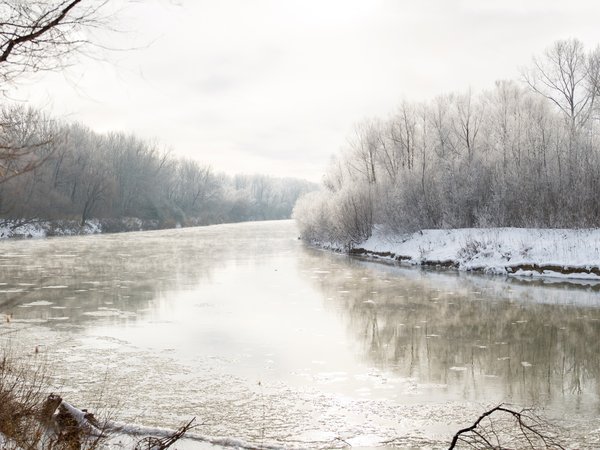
[1,220,600,448]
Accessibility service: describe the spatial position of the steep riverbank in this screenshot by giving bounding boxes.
[322,227,600,281]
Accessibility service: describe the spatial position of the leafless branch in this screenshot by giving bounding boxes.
[448,404,566,450]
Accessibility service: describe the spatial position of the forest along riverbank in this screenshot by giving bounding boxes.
[319,227,600,281]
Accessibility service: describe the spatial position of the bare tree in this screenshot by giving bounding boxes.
[430,94,457,160]
[454,88,483,161]
[0,0,109,185]
[390,102,417,171]
[0,0,108,86]
[322,155,347,192]
[347,120,380,184]
[375,122,402,182]
[0,105,57,185]
[523,39,595,131]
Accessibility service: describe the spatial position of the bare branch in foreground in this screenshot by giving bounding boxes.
[448,404,566,450]
[134,418,197,450]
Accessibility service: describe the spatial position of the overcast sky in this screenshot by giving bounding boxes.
[10,0,600,182]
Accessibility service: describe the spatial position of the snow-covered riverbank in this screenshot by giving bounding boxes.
[0,219,102,239]
[0,218,173,239]
[328,227,600,281]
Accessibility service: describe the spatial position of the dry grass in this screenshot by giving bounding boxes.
[0,351,196,450]
[0,352,109,450]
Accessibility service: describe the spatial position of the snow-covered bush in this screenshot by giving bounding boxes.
[292,190,333,243]
[293,183,374,248]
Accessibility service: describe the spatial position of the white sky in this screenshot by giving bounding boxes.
[10,0,600,182]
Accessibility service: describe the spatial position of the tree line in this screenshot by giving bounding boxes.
[0,1,315,229]
[0,106,316,227]
[294,39,600,247]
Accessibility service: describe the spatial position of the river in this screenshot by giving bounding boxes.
[0,220,599,448]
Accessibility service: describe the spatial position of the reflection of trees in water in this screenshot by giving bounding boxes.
[0,224,291,324]
[300,248,600,409]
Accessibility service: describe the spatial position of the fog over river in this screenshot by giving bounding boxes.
[1,220,599,448]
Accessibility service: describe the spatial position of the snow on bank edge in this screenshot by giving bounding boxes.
[336,227,600,281]
[0,219,102,239]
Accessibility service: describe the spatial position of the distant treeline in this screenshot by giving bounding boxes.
[294,39,600,247]
[0,107,316,227]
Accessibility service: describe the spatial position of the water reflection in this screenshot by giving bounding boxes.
[300,249,600,415]
[0,224,285,323]
[1,221,600,448]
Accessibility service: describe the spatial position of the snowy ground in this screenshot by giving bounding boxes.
[343,227,600,281]
[0,219,102,239]
[0,217,162,239]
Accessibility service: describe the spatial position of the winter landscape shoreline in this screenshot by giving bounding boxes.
[311,227,600,282]
[0,217,279,240]
[8,219,599,283]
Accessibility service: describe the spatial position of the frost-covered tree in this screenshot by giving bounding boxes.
[294,39,600,246]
